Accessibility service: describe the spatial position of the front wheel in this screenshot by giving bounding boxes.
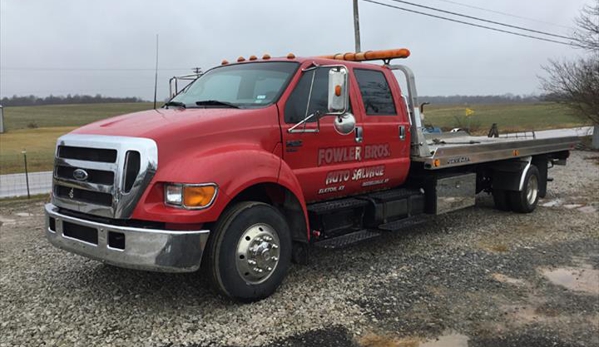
[204,202,292,302]
[509,165,540,213]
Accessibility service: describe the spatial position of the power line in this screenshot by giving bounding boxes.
[384,0,573,41]
[362,0,583,48]
[430,0,574,30]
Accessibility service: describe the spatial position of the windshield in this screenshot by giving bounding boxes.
[169,62,299,108]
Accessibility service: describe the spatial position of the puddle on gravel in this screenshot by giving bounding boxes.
[492,273,526,286]
[577,205,597,213]
[541,199,562,207]
[15,212,33,217]
[360,333,469,347]
[540,199,596,213]
[541,267,599,295]
[0,216,17,226]
[420,333,469,347]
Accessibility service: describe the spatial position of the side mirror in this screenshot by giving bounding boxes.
[334,113,356,135]
[328,67,348,114]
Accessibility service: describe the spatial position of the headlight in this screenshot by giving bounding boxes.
[164,183,218,209]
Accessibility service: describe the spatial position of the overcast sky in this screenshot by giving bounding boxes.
[0,0,592,100]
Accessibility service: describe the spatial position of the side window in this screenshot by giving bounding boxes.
[284,68,329,123]
[354,69,397,115]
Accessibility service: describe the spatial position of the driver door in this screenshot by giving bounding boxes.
[280,65,364,203]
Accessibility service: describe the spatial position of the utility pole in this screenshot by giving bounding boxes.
[353,0,362,52]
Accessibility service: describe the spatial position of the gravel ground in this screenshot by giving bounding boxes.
[1,151,598,347]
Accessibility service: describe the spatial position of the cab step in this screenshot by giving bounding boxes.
[308,198,369,215]
[377,216,428,232]
[313,229,381,249]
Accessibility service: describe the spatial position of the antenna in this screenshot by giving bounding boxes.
[153,34,159,109]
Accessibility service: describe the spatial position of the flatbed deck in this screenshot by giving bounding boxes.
[415,130,580,170]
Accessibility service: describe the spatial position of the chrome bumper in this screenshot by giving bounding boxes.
[44,204,210,273]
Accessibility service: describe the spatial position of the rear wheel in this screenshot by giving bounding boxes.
[493,189,511,211]
[509,165,540,213]
[204,202,292,302]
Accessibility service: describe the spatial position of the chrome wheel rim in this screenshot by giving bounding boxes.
[236,223,280,284]
[526,175,538,205]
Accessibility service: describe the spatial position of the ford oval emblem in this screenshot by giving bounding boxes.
[73,168,89,181]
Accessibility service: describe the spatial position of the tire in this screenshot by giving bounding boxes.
[509,165,540,213]
[203,201,292,302]
[493,189,511,211]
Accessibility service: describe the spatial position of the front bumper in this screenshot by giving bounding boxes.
[44,204,210,273]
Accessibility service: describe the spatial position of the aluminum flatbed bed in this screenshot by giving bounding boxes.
[415,130,579,170]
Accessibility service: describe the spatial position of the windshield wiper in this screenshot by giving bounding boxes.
[196,100,239,109]
[164,101,186,108]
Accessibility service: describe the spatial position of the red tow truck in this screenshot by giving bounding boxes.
[45,49,577,301]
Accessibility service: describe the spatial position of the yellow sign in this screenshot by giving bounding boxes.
[465,108,475,117]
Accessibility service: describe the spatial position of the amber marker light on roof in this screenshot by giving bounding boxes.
[287,53,296,59]
[221,60,229,65]
[262,54,271,60]
[237,56,246,62]
[249,55,257,61]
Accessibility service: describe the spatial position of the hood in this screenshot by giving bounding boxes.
[72,107,273,141]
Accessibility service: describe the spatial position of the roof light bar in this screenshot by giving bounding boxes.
[320,48,410,62]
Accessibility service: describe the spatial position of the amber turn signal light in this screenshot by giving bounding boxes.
[184,185,217,208]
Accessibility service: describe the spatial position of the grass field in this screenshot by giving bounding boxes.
[2,102,154,131]
[0,127,76,174]
[0,102,589,175]
[424,103,588,133]
[0,103,154,174]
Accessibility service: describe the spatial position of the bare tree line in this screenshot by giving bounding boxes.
[0,94,145,107]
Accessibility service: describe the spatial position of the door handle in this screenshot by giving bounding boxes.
[399,125,406,140]
[355,126,363,143]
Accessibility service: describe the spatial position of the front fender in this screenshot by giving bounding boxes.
[131,146,308,228]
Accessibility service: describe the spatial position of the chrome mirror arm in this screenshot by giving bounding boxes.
[287,112,322,133]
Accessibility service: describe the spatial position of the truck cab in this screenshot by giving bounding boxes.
[45,49,576,302]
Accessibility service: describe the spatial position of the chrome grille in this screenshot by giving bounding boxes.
[55,165,115,185]
[52,134,158,219]
[54,185,113,206]
[58,146,117,162]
